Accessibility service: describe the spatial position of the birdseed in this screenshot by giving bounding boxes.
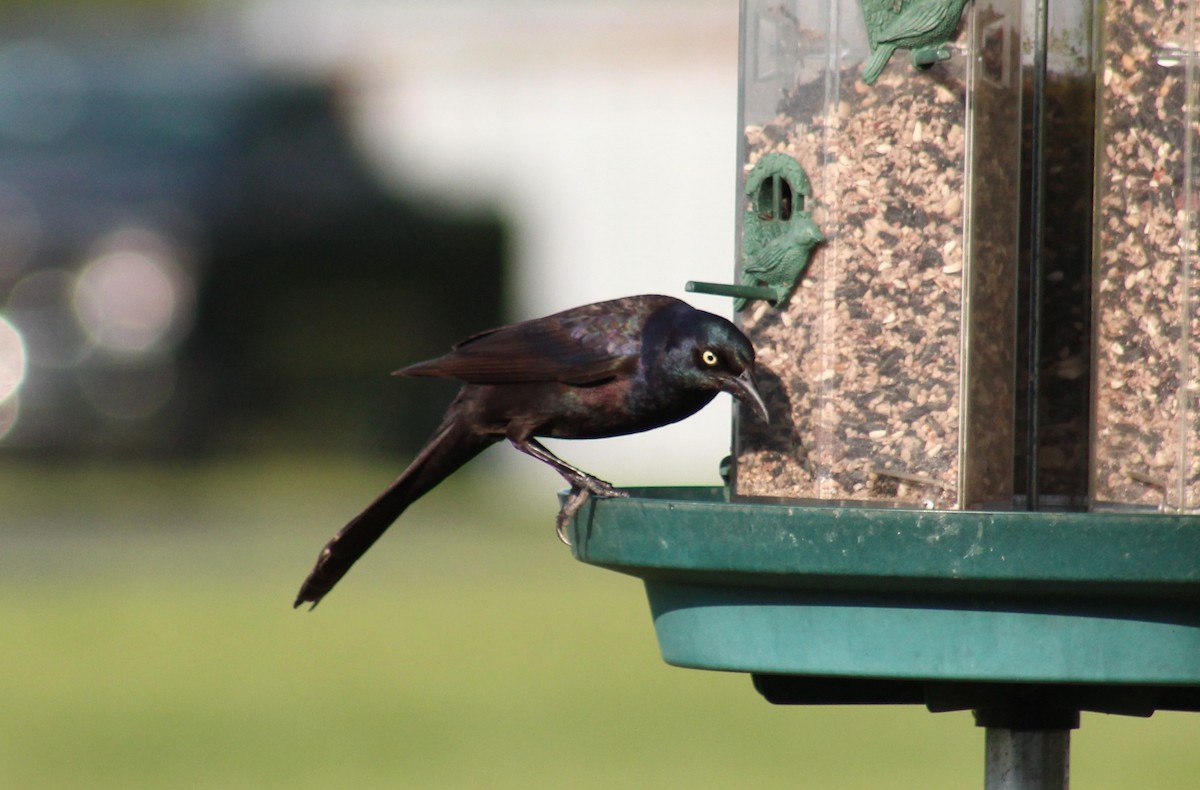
[733,7,1020,509]
[1091,2,1200,511]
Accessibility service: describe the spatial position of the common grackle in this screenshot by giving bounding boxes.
[294,294,768,609]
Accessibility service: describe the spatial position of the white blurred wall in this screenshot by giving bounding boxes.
[242,0,745,487]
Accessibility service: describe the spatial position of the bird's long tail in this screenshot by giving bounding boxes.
[861,44,896,85]
[294,406,497,609]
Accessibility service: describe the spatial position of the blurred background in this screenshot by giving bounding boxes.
[2,2,1196,787]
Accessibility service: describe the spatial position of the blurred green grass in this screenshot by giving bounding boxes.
[2,454,1197,788]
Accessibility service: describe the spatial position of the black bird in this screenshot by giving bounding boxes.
[294,294,768,609]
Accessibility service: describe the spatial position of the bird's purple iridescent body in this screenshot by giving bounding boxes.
[294,294,767,608]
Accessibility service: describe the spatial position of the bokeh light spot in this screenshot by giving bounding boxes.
[73,229,193,355]
[0,392,17,441]
[0,313,26,402]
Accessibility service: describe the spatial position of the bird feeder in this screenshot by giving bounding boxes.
[571,1,1200,788]
[693,0,1023,509]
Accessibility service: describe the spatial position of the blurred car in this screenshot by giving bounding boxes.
[0,29,506,456]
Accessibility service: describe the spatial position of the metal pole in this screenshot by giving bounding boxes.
[984,728,1070,790]
[973,689,1077,790]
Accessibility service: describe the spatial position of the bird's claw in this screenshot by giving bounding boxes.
[555,476,629,545]
[556,487,590,545]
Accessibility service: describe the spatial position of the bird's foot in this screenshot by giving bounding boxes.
[554,475,628,545]
[570,472,629,500]
[555,487,590,545]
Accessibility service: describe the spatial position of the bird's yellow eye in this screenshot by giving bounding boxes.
[701,349,719,367]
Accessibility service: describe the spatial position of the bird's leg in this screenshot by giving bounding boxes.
[554,486,591,546]
[510,437,629,499]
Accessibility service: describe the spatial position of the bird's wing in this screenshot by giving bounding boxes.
[877,5,948,43]
[395,295,679,385]
[743,246,785,277]
[743,224,790,276]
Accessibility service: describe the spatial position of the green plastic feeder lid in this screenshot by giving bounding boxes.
[565,488,1200,687]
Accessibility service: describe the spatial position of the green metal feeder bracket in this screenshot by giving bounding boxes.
[859,0,972,85]
[561,486,1200,717]
[689,153,824,311]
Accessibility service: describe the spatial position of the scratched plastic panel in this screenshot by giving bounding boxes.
[733,0,1020,509]
[1091,2,1200,512]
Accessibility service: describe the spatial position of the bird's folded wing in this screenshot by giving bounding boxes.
[395,295,675,386]
[877,5,945,42]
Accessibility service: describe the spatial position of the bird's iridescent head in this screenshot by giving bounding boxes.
[648,302,769,423]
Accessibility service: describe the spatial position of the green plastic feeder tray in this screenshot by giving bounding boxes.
[564,487,1200,716]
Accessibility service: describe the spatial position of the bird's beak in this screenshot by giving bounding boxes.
[722,369,769,424]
